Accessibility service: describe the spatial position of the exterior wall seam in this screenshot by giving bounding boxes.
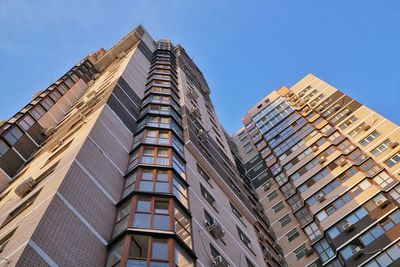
[98,119,130,153]
[55,192,108,245]
[75,160,117,204]
[110,92,138,120]
[87,136,125,175]
[28,239,59,267]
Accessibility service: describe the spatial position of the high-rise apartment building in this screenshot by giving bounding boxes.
[233,74,400,267]
[0,26,284,267]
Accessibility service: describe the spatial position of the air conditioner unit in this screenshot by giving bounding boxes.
[286,92,294,98]
[303,106,311,113]
[14,177,35,198]
[377,199,390,209]
[40,127,56,138]
[305,247,314,256]
[312,146,319,152]
[337,158,347,167]
[76,100,86,109]
[190,107,201,118]
[316,192,326,202]
[83,97,98,109]
[297,100,305,106]
[310,101,316,107]
[361,124,371,131]
[264,250,273,259]
[263,181,272,191]
[334,104,341,111]
[389,141,399,149]
[197,129,208,141]
[86,90,96,98]
[318,156,327,164]
[207,223,225,239]
[352,246,363,258]
[212,255,229,267]
[342,222,355,233]
[256,205,265,214]
[317,106,324,112]
[117,51,126,59]
[187,89,199,99]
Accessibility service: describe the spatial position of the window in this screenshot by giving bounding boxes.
[112,200,131,236]
[57,83,68,94]
[30,105,46,121]
[279,215,292,227]
[371,139,392,156]
[287,193,302,211]
[385,152,400,167]
[133,197,170,230]
[286,228,300,242]
[274,172,288,186]
[1,190,41,227]
[18,114,35,131]
[237,227,251,248]
[197,164,211,185]
[295,207,312,226]
[359,130,380,146]
[3,126,23,145]
[280,183,295,198]
[267,190,278,201]
[138,169,169,193]
[245,257,256,267]
[0,140,9,156]
[173,174,189,208]
[360,224,385,246]
[272,202,285,213]
[210,244,228,264]
[339,115,357,130]
[49,90,62,102]
[127,235,170,267]
[314,238,335,263]
[204,209,215,226]
[0,228,16,255]
[175,205,192,248]
[141,147,170,166]
[175,245,194,267]
[40,97,54,111]
[304,222,322,242]
[122,172,136,198]
[230,202,244,224]
[293,244,306,260]
[389,185,400,204]
[64,77,74,88]
[327,206,368,240]
[373,171,395,189]
[106,239,123,267]
[316,180,372,222]
[363,240,400,267]
[200,184,216,209]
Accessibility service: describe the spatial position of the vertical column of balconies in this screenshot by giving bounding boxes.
[106,41,196,267]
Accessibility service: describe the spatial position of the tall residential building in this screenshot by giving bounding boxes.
[0,25,284,267]
[232,74,400,267]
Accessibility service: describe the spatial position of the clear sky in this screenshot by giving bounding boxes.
[0,0,399,135]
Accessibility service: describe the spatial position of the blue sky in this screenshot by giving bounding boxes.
[0,0,399,135]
